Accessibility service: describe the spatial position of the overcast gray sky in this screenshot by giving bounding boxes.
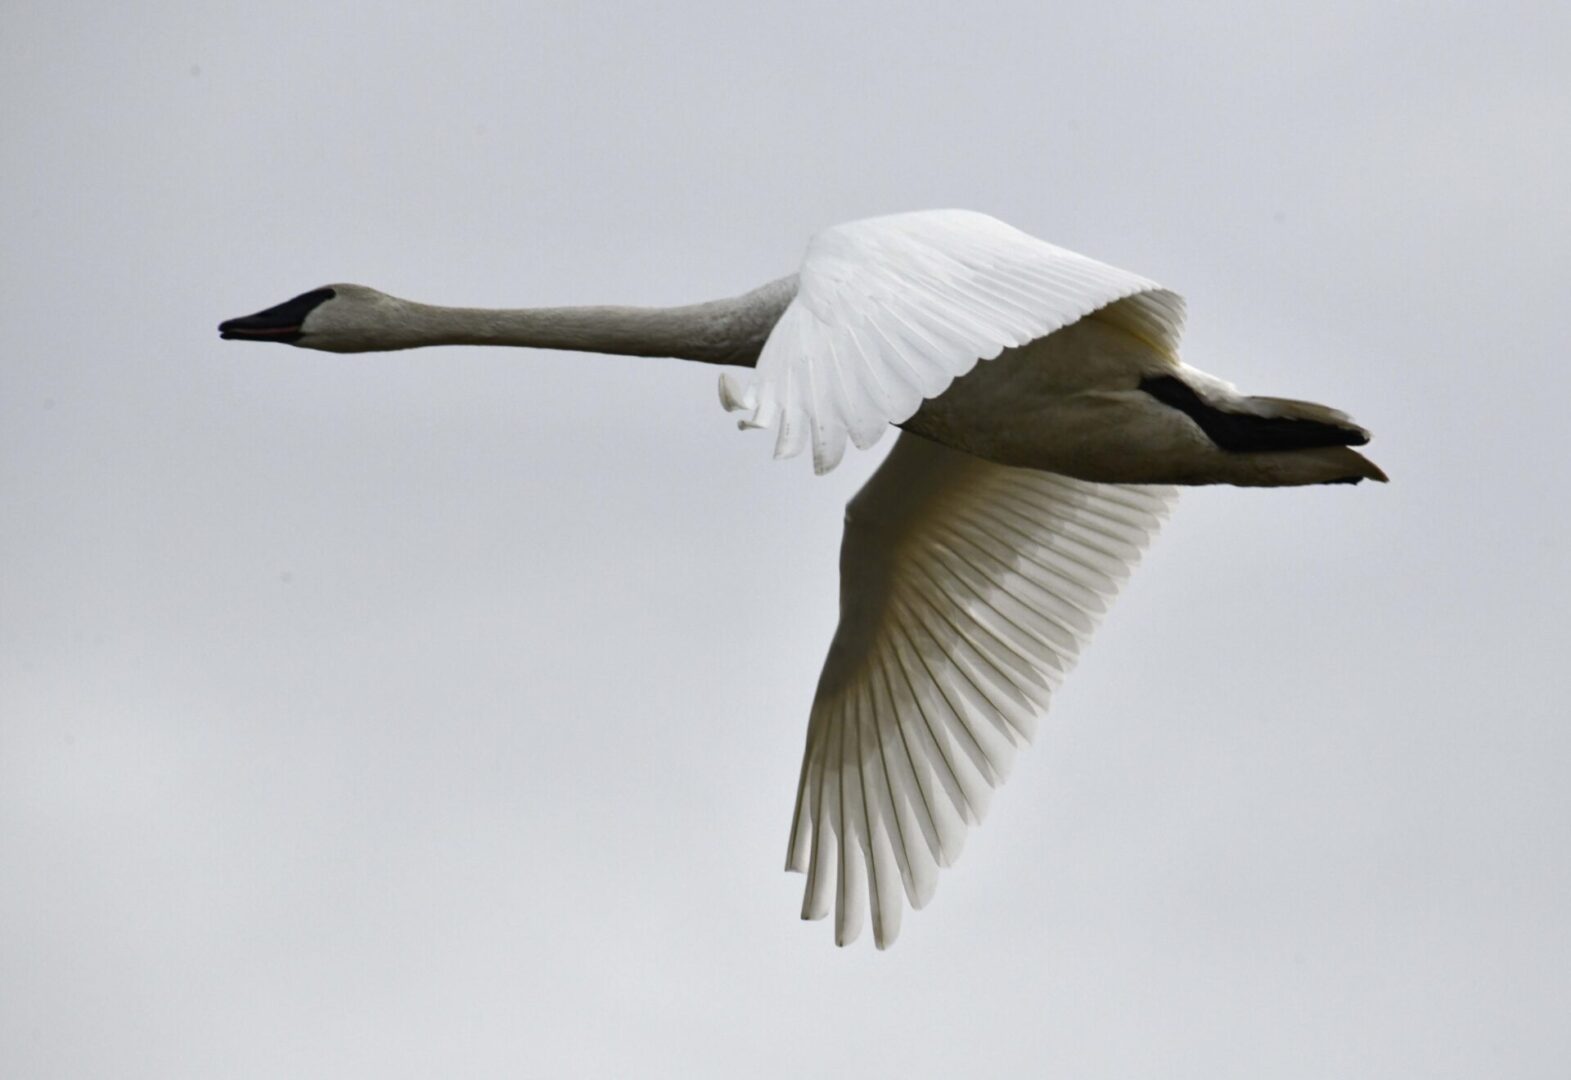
[4,2,1569,1077]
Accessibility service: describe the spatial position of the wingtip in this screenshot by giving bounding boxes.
[717,372,755,413]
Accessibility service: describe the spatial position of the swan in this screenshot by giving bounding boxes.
[219,210,1385,948]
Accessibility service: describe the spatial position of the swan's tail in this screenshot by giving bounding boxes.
[1139,375,1372,452]
[1247,444,1388,485]
[1135,374,1387,486]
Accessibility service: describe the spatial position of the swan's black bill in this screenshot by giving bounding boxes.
[218,288,335,342]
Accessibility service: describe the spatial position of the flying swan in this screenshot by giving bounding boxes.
[219,210,1385,948]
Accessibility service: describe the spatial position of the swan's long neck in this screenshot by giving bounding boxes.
[360,275,798,367]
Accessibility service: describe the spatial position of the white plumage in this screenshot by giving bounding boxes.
[786,433,1173,946]
[220,209,1384,950]
[719,213,1188,945]
[719,210,1187,473]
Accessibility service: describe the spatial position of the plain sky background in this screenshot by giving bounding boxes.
[3,2,1569,1077]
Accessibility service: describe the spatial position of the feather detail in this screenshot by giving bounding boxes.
[786,433,1175,946]
[720,210,1185,473]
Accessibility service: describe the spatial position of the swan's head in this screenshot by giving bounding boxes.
[218,284,410,352]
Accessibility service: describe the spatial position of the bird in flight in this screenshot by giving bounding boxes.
[220,210,1384,948]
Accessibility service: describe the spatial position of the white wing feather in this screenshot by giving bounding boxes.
[721,210,1187,473]
[787,433,1176,947]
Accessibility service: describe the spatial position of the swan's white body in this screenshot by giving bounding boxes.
[220,210,1384,948]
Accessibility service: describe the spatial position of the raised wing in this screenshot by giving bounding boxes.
[787,434,1175,947]
[720,210,1186,473]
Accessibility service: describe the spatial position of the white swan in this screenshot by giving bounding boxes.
[220,210,1385,948]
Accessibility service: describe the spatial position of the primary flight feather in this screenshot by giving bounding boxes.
[220,209,1384,948]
